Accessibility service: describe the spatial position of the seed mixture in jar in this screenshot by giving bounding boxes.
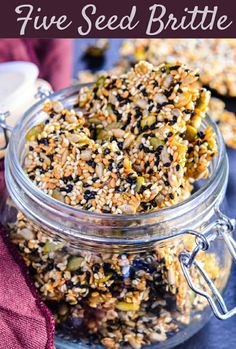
[9,61,220,349]
[11,214,220,349]
[24,61,217,214]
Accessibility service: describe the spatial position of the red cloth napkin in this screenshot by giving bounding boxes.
[0,39,72,91]
[0,159,55,349]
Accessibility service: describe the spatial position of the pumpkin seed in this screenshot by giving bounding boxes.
[185,125,197,141]
[52,189,65,203]
[43,240,64,253]
[150,137,164,150]
[96,75,106,87]
[141,115,156,128]
[116,302,140,311]
[26,124,44,141]
[67,256,83,271]
[135,176,145,192]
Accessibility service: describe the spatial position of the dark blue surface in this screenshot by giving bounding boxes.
[73,39,236,349]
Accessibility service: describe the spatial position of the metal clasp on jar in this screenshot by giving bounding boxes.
[179,207,236,320]
[0,108,12,151]
[0,86,53,150]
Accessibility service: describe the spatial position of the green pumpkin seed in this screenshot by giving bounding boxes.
[43,240,64,253]
[135,176,145,192]
[150,137,164,150]
[140,115,156,128]
[116,302,140,311]
[96,75,106,87]
[185,125,197,141]
[26,124,44,141]
[67,256,83,271]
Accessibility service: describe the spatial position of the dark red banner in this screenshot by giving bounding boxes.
[0,0,236,38]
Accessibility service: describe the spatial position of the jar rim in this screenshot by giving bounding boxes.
[5,83,228,244]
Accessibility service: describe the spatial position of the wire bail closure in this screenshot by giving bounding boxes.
[0,108,12,151]
[179,207,236,320]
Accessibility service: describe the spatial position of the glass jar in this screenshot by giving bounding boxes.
[1,84,236,349]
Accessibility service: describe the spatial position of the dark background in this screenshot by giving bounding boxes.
[73,39,236,349]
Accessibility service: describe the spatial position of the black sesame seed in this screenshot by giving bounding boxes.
[66,184,73,193]
[62,177,68,184]
[167,132,173,137]
[117,161,123,170]
[87,160,96,169]
[117,142,123,150]
[162,102,169,107]
[59,187,67,192]
[110,136,117,142]
[29,175,35,180]
[84,190,96,201]
[141,89,148,97]
[198,131,205,139]
[113,109,122,121]
[39,158,44,163]
[164,180,170,186]
[83,182,90,188]
[103,148,111,155]
[176,164,180,171]
[164,162,171,167]
[45,262,54,272]
[169,116,177,125]
[80,144,89,150]
[157,145,164,152]
[164,90,172,98]
[29,146,34,151]
[184,109,193,114]
[169,193,174,200]
[93,263,100,273]
[48,154,54,161]
[103,263,112,273]
[139,185,146,194]
[66,280,74,289]
[170,65,180,70]
[150,199,157,208]
[148,104,154,112]
[139,144,144,150]
[126,175,137,185]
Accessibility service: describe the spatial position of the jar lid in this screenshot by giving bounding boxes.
[0,62,52,158]
[0,61,39,112]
